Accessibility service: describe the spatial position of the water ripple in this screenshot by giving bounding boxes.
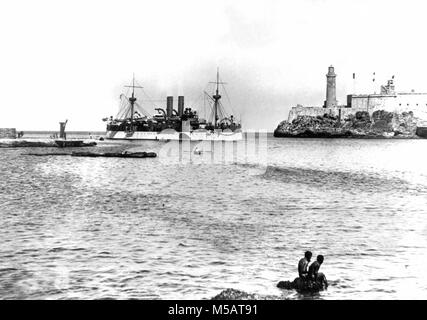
[1,137,427,299]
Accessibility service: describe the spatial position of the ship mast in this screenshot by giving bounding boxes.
[124,74,143,131]
[210,68,226,128]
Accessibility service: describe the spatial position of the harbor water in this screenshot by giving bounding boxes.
[1,133,427,299]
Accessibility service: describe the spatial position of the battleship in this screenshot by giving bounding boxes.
[104,70,242,141]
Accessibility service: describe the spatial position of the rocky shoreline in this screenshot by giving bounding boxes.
[274,110,424,139]
[211,289,282,300]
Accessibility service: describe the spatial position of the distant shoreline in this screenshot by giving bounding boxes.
[17,130,277,135]
[20,130,106,134]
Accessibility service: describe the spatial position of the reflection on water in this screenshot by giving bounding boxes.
[1,136,427,299]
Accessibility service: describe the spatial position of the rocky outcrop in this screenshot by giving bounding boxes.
[211,288,281,300]
[277,277,328,293]
[274,110,422,138]
[212,277,328,299]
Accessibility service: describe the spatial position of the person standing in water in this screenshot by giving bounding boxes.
[298,251,312,279]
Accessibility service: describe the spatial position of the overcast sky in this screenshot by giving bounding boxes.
[1,0,427,131]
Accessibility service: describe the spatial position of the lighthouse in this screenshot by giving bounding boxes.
[324,65,337,108]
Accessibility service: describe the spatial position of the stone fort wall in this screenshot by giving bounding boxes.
[288,94,427,124]
[0,128,17,139]
[350,93,427,113]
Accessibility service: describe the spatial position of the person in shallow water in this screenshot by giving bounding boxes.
[298,251,312,278]
[308,255,328,287]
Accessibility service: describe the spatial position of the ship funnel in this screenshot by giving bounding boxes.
[178,96,184,117]
[166,96,173,118]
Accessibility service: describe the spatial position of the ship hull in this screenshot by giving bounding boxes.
[105,130,243,141]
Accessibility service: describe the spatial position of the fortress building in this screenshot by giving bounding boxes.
[347,79,427,113]
[288,66,427,123]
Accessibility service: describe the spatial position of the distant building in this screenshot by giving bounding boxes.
[0,128,16,139]
[347,79,427,113]
[288,66,427,123]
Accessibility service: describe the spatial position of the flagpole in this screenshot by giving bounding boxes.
[353,73,356,94]
[373,72,376,94]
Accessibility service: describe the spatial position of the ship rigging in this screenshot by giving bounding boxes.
[104,69,242,141]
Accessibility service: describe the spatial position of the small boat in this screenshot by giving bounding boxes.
[54,120,97,147]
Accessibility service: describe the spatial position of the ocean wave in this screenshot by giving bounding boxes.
[260,165,424,194]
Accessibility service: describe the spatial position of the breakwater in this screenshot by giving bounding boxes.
[25,151,157,158]
[0,139,96,148]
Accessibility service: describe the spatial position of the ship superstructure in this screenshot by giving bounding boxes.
[104,70,242,141]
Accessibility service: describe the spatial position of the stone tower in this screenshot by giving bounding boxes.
[324,65,337,108]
